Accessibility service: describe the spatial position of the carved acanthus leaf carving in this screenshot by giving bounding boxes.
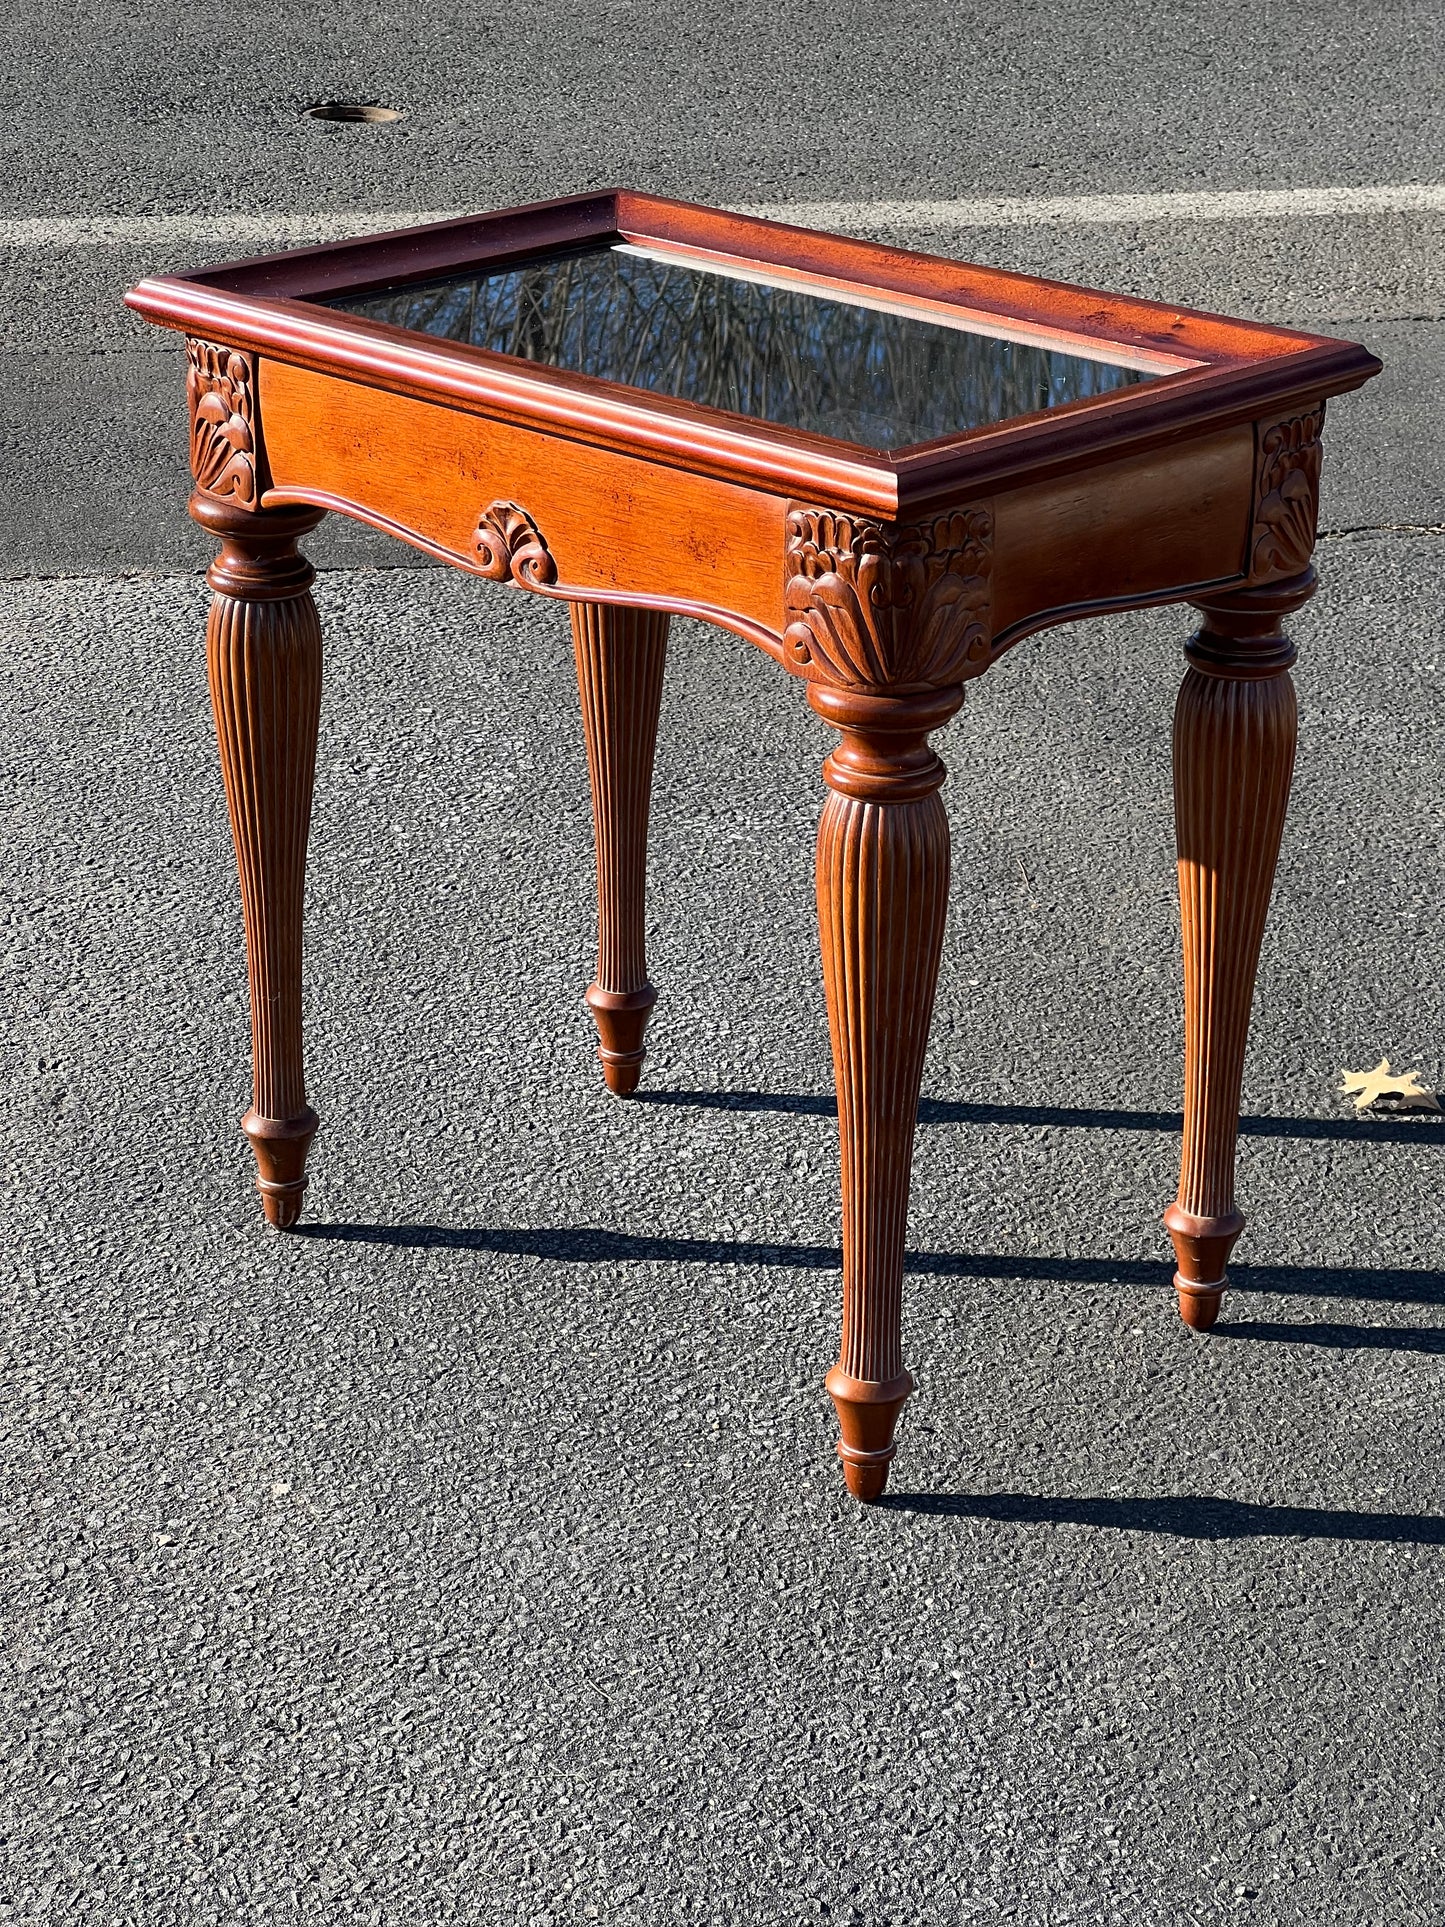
[783,507,992,690]
[473,501,558,588]
[187,339,258,507]
[1251,406,1324,580]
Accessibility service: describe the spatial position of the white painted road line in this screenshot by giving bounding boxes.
[749,184,1445,229]
[0,212,462,248]
[3,184,1444,249]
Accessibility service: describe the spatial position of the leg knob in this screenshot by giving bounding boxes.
[1164,1203,1244,1332]
[242,1107,319,1229]
[1174,1277,1226,1332]
[826,1366,914,1503]
[584,983,657,1096]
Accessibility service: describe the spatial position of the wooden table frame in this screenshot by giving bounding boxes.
[127,190,1380,1501]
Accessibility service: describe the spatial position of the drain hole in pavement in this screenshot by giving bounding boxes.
[305,102,402,123]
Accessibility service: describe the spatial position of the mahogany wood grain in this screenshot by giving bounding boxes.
[571,602,670,1095]
[251,357,1264,688]
[812,683,961,1500]
[988,425,1253,650]
[1164,571,1310,1329]
[192,493,326,1228]
[257,360,790,653]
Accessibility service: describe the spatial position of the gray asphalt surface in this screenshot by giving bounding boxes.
[3,5,1444,1922]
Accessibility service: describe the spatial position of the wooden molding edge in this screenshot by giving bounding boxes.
[133,277,902,517]
[987,573,1249,663]
[128,266,1379,517]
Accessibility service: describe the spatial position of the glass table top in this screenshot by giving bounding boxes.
[327,241,1172,452]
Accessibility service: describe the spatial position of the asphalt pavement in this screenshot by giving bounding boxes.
[2,5,1443,1922]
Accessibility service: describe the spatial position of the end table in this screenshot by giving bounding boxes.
[126,191,1380,1499]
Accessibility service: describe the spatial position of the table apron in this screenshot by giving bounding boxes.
[256,359,1264,672]
[256,358,791,651]
[989,423,1255,653]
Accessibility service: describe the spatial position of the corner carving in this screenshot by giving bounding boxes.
[187,339,259,508]
[473,501,558,588]
[1250,406,1324,581]
[783,506,993,690]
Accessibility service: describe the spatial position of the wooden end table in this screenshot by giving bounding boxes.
[126,191,1380,1501]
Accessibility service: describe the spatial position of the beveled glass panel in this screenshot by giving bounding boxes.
[327,242,1167,451]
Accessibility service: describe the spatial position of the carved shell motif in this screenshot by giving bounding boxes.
[187,339,258,507]
[473,501,558,588]
[783,506,993,690]
[1251,406,1324,580]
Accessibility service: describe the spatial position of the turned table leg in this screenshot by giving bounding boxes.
[1165,570,1312,1328]
[811,686,960,1500]
[570,601,669,1095]
[191,493,326,1228]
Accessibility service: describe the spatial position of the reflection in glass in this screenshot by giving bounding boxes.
[328,243,1158,450]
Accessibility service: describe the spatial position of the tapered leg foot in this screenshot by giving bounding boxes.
[1166,574,1308,1326]
[827,1366,914,1500]
[1174,1283,1223,1333]
[193,492,325,1228]
[813,686,960,1501]
[243,1107,320,1229]
[1165,1202,1243,1329]
[584,983,657,1095]
[571,602,668,1096]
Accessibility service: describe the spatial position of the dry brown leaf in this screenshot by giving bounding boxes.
[1338,1057,1442,1113]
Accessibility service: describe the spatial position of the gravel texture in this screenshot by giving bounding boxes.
[3,542,1443,1922]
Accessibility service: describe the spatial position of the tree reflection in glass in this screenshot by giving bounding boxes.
[330,243,1157,451]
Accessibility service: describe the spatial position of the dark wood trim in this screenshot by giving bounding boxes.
[183,192,622,302]
[987,574,1246,663]
[612,193,1316,363]
[174,188,1353,368]
[889,346,1369,512]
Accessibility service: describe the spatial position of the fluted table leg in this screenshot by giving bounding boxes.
[191,492,326,1228]
[571,600,669,1095]
[1165,569,1312,1328]
[810,685,960,1500]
